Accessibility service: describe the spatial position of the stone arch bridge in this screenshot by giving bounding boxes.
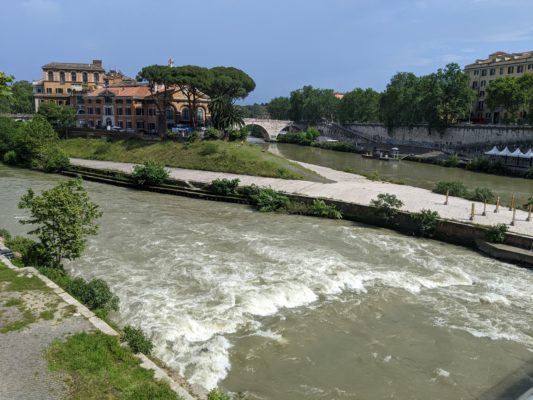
[242,118,296,141]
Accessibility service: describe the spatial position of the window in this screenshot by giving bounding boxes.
[477,101,484,110]
[126,99,132,104]
[529,64,533,70]
[96,99,102,104]
[136,121,145,129]
[489,68,495,76]
[148,123,156,131]
[481,69,487,76]
[479,91,485,97]
[82,72,88,83]
[46,88,52,94]
[71,72,77,81]
[182,108,190,121]
[77,96,84,104]
[118,121,124,128]
[87,99,92,104]
[88,108,94,115]
[94,73,100,83]
[197,108,204,123]
[517,65,524,73]
[126,108,132,115]
[480,80,486,87]
[55,88,64,94]
[95,107,101,114]
[59,72,65,82]
[48,71,54,81]
[135,108,144,116]
[105,107,112,116]
[116,99,123,104]
[485,112,491,119]
[89,120,94,127]
[500,67,504,74]
[117,108,123,115]
[166,107,174,120]
[473,70,479,76]
[126,121,132,129]
[148,108,155,116]
[104,96,112,104]
[508,66,514,74]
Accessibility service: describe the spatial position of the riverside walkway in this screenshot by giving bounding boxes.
[70,158,533,237]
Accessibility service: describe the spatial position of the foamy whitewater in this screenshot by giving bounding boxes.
[2,166,532,399]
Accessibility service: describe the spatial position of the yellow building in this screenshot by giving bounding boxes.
[32,59,134,112]
[464,51,533,123]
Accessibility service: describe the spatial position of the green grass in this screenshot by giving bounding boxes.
[0,309,37,333]
[46,331,180,400]
[59,138,327,182]
[0,262,48,292]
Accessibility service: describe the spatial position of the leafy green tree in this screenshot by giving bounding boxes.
[208,66,255,100]
[380,72,422,130]
[267,96,291,120]
[37,102,76,136]
[518,73,533,123]
[137,65,175,133]
[486,76,525,121]
[173,65,212,130]
[209,95,245,135]
[0,116,20,156]
[338,88,380,123]
[0,80,34,114]
[13,115,59,165]
[289,86,340,123]
[239,103,269,118]
[370,193,404,222]
[0,71,14,97]
[18,178,102,267]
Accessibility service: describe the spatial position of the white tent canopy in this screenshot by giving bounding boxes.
[519,149,533,159]
[485,146,500,155]
[499,147,512,156]
[510,148,525,157]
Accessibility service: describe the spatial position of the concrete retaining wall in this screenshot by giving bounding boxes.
[340,123,533,148]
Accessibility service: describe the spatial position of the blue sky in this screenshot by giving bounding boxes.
[2,0,533,103]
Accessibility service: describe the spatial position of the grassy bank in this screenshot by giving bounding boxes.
[59,138,326,182]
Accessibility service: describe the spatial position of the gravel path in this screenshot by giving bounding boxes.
[70,158,533,237]
[0,317,93,400]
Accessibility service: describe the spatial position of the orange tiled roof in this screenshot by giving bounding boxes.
[86,86,152,98]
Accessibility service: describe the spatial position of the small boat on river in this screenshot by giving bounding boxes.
[362,147,400,161]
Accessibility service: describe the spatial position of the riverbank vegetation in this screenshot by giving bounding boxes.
[432,181,497,204]
[58,138,325,181]
[47,332,179,400]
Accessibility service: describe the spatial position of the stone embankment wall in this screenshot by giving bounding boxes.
[332,123,533,149]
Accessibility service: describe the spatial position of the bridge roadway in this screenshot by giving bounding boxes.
[70,158,533,237]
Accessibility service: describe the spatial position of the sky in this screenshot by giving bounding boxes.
[2,0,533,104]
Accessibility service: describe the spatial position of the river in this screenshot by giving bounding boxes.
[267,143,533,205]
[1,164,533,399]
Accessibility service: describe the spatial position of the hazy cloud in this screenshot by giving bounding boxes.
[21,0,62,18]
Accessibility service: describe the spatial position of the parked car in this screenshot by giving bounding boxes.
[110,126,126,132]
[171,124,193,134]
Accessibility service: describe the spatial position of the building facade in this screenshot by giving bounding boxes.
[464,51,533,123]
[76,84,210,134]
[32,59,133,112]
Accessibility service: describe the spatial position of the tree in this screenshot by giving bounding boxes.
[137,65,175,133]
[208,66,255,100]
[380,72,422,130]
[0,71,14,97]
[486,76,525,121]
[518,73,533,123]
[240,103,269,118]
[338,88,380,123]
[289,85,340,123]
[37,102,76,136]
[267,96,291,120]
[173,65,212,130]
[13,115,59,165]
[18,178,102,267]
[209,96,245,136]
[0,80,34,114]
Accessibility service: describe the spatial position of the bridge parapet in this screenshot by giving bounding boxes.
[242,118,293,141]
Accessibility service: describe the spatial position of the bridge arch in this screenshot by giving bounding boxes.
[241,118,294,141]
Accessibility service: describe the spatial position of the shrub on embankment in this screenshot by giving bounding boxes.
[131,160,170,186]
[0,115,70,172]
[58,138,324,181]
[432,181,495,204]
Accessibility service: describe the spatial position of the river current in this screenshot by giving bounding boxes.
[1,164,532,399]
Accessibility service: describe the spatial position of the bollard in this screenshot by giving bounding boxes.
[509,195,515,211]
[444,190,449,205]
[528,205,532,222]
[511,207,516,226]
[482,200,487,216]
[494,196,500,213]
[470,203,475,221]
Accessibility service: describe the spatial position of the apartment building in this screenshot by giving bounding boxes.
[32,59,133,112]
[464,51,533,123]
[76,84,210,134]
